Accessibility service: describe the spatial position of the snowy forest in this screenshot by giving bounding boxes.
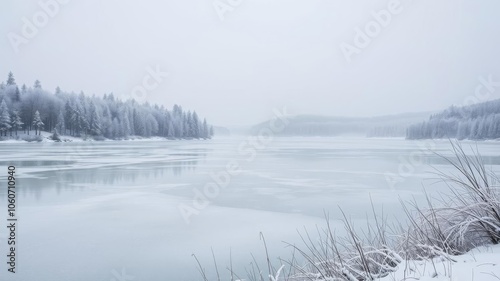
[407,99,500,140]
[0,72,214,140]
[366,125,408,138]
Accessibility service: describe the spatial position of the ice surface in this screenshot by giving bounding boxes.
[0,137,499,280]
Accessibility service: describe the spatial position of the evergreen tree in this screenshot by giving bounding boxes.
[13,86,21,102]
[71,101,88,136]
[34,80,42,89]
[202,118,209,139]
[167,120,174,138]
[6,72,15,86]
[122,113,131,138]
[32,110,44,135]
[0,72,214,140]
[133,108,144,136]
[88,101,102,136]
[186,111,193,138]
[407,99,500,140]
[56,110,66,134]
[192,111,200,138]
[0,100,11,136]
[64,101,72,135]
[11,110,23,136]
[111,118,120,139]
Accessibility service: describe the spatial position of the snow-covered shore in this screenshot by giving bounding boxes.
[379,245,500,281]
[0,131,202,143]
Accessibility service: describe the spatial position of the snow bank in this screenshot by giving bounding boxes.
[380,244,500,281]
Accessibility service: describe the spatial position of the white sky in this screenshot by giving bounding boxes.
[1,0,500,126]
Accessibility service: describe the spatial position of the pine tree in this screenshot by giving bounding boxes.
[13,86,21,102]
[72,100,89,136]
[64,101,72,135]
[182,112,189,138]
[0,100,11,136]
[192,111,200,138]
[88,101,102,136]
[32,110,44,135]
[0,76,212,140]
[186,111,193,138]
[133,108,144,136]
[11,110,23,136]
[111,118,120,139]
[56,110,66,135]
[167,120,174,138]
[202,118,209,139]
[122,113,131,138]
[6,72,15,86]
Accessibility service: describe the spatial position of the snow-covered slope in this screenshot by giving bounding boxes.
[380,245,500,281]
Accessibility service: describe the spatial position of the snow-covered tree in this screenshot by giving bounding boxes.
[6,72,15,86]
[111,118,120,139]
[120,109,131,138]
[167,120,175,138]
[33,80,42,89]
[11,110,23,136]
[407,99,500,140]
[0,73,214,140]
[12,86,21,102]
[192,111,200,138]
[56,110,66,134]
[88,101,102,136]
[0,99,11,136]
[32,110,44,135]
[71,100,88,136]
[202,118,209,139]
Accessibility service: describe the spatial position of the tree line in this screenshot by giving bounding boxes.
[0,72,214,140]
[407,99,500,140]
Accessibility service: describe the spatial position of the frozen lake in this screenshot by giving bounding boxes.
[1,137,500,281]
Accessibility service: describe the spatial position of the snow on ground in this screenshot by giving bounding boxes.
[379,245,500,281]
[0,131,176,142]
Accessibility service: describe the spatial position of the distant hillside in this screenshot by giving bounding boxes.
[407,99,500,140]
[250,112,431,137]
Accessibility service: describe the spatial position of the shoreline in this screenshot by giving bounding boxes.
[0,131,212,143]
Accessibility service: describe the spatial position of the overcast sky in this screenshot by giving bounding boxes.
[1,0,500,126]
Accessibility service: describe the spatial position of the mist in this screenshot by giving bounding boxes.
[2,0,500,127]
